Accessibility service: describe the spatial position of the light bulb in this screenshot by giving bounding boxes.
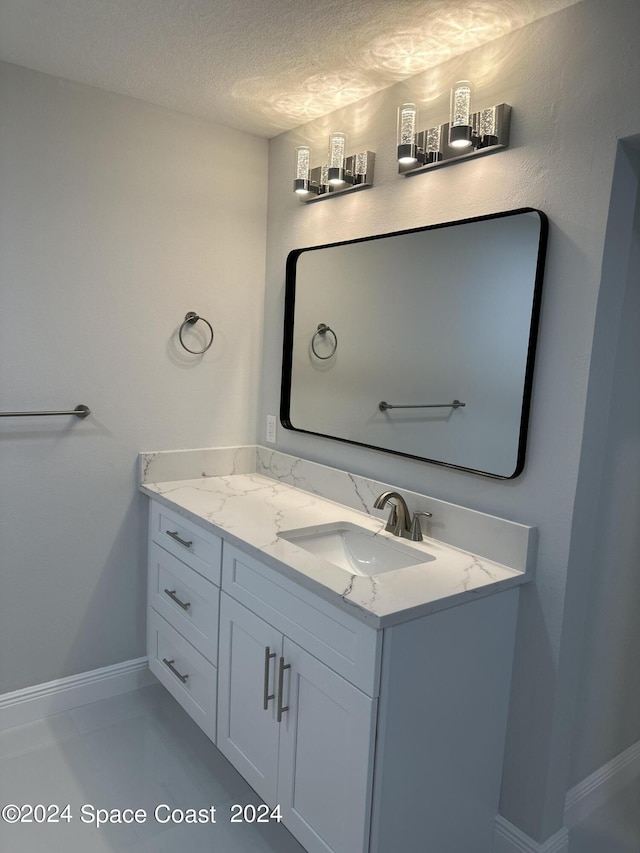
[449,80,474,149]
[327,132,346,185]
[397,103,417,164]
[293,146,310,194]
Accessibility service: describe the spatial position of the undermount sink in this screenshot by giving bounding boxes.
[278,521,435,577]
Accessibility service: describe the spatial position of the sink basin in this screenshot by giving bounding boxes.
[278,521,435,577]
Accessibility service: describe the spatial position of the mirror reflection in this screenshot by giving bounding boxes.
[281,208,548,478]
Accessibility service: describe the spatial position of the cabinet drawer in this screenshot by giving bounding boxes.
[147,610,217,742]
[150,501,221,585]
[222,544,381,697]
[148,541,219,664]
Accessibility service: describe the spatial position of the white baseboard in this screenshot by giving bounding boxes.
[0,657,155,732]
[493,817,569,853]
[564,738,640,828]
[493,736,640,852]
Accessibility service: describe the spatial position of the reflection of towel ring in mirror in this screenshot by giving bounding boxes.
[178,311,214,354]
[311,323,338,359]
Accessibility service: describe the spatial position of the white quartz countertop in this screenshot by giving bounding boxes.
[141,473,528,628]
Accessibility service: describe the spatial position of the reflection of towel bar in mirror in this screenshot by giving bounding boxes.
[379,400,465,411]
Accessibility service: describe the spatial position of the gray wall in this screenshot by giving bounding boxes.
[0,61,268,693]
[259,0,640,843]
[565,137,640,787]
[2,1,639,846]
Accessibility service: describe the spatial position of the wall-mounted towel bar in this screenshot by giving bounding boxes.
[379,400,465,411]
[0,404,90,419]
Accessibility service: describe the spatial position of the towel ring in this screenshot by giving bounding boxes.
[179,312,214,354]
[311,323,338,359]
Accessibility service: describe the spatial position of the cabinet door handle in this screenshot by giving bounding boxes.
[263,646,276,710]
[166,530,193,549]
[162,658,189,684]
[163,588,191,611]
[277,656,291,723]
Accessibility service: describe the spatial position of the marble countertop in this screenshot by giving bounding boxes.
[141,473,528,629]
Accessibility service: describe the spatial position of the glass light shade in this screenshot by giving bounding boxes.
[328,132,346,184]
[294,146,311,194]
[449,80,473,149]
[426,126,441,155]
[355,152,368,177]
[397,103,417,164]
[451,80,473,126]
[414,126,442,166]
[479,107,498,146]
[478,107,496,137]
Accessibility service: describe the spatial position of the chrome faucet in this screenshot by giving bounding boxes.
[373,491,432,541]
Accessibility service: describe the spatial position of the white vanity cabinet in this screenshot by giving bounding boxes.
[146,502,221,741]
[217,545,379,853]
[216,542,520,853]
[146,496,522,853]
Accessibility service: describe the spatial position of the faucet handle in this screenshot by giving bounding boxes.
[409,511,433,541]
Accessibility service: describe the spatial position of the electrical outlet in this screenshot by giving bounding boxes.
[266,415,277,443]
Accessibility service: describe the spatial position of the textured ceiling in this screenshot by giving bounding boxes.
[0,0,580,138]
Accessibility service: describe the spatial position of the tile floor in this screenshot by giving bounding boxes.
[0,683,638,852]
[567,773,640,853]
[0,684,304,852]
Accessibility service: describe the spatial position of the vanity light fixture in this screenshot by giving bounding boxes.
[328,132,347,185]
[397,80,511,177]
[397,103,418,165]
[449,80,474,149]
[294,146,311,194]
[417,125,443,166]
[478,106,499,147]
[293,133,375,202]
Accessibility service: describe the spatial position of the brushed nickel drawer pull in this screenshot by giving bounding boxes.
[276,656,291,723]
[263,646,276,710]
[162,658,189,684]
[163,588,191,611]
[166,530,193,549]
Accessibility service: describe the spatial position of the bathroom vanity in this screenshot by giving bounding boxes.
[140,455,534,853]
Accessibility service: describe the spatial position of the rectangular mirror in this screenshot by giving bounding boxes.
[280,208,548,479]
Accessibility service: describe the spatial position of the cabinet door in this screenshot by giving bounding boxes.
[217,593,281,806]
[278,638,377,853]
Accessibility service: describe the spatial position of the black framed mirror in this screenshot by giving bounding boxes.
[281,208,548,479]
